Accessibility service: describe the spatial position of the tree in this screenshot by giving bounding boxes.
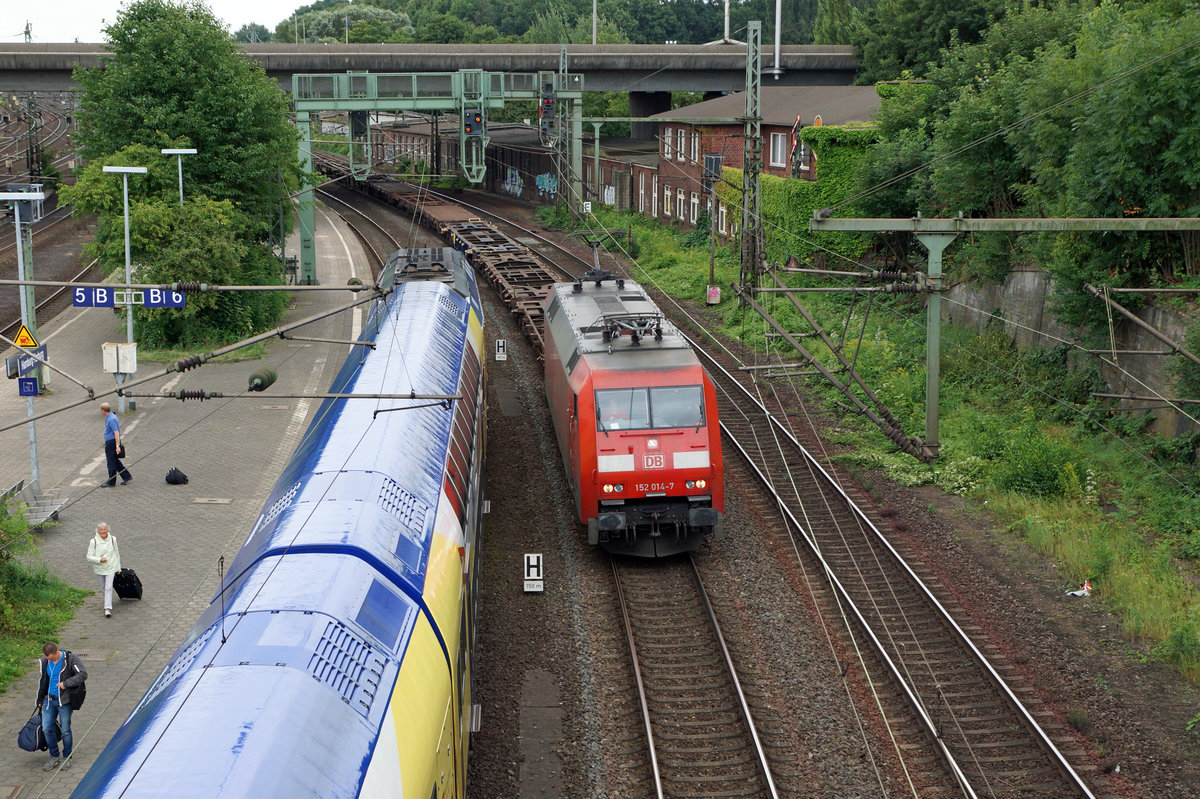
[813,0,864,44]
[856,0,1006,83]
[73,0,298,237]
[67,1,295,347]
[61,144,288,347]
[233,23,271,42]
[416,13,469,43]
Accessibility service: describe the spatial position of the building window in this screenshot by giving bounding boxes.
[638,171,645,212]
[677,188,685,218]
[718,203,727,234]
[689,191,699,223]
[663,186,672,217]
[676,129,685,162]
[663,127,673,158]
[691,131,699,163]
[769,132,787,167]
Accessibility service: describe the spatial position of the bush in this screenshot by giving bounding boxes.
[994,428,1079,498]
[1154,621,1200,682]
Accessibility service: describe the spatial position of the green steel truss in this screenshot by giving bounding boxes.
[291,69,583,284]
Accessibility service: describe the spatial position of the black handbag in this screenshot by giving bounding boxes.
[117,443,127,459]
[17,707,58,752]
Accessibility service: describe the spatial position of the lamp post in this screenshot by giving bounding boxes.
[0,188,45,487]
[102,165,148,413]
[160,148,196,205]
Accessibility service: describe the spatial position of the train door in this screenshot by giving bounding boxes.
[568,391,580,496]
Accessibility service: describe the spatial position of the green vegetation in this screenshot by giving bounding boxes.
[264,0,818,45]
[855,1,1200,329]
[0,505,88,693]
[62,0,296,350]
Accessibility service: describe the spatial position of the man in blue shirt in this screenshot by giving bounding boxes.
[101,402,132,487]
[36,642,87,770]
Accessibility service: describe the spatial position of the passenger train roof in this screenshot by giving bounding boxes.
[547,275,699,370]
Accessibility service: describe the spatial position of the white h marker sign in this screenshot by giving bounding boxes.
[523,553,544,592]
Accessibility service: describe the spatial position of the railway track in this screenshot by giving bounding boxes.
[691,341,1099,798]
[1,260,99,341]
[613,555,778,799]
[324,165,1102,796]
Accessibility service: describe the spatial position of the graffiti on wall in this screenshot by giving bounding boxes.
[502,167,524,196]
[602,185,616,206]
[536,173,558,198]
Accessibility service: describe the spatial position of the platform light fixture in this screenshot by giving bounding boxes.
[161,148,197,205]
[102,165,148,413]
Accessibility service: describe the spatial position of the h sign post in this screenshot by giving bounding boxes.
[523,553,544,592]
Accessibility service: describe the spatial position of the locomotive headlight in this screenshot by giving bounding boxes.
[603,484,614,494]
[695,479,707,489]
[647,438,659,450]
[615,483,624,492]
[686,480,695,489]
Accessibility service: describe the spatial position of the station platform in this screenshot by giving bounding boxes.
[0,207,370,795]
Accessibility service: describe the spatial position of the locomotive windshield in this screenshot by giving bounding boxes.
[595,385,704,430]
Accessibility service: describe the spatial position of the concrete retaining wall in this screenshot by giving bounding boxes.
[945,269,1198,437]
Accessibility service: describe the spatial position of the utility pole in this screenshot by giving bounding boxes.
[1,187,45,488]
[24,94,42,180]
[739,21,763,293]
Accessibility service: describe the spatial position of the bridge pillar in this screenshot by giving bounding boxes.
[628,91,671,140]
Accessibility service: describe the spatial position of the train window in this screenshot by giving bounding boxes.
[650,385,705,429]
[595,388,650,431]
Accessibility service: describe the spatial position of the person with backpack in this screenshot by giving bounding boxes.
[86,522,121,618]
[36,642,87,771]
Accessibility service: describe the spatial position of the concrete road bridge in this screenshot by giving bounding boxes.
[0,42,857,100]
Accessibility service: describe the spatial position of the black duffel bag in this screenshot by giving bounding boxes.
[18,707,58,752]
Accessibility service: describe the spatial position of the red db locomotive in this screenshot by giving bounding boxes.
[543,270,724,557]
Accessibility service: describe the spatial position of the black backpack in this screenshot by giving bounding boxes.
[165,467,188,485]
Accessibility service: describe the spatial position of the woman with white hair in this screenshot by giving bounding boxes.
[86,522,121,618]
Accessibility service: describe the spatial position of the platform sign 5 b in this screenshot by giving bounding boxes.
[74,287,185,308]
[74,287,115,307]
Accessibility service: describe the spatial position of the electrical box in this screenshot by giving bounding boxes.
[102,342,138,374]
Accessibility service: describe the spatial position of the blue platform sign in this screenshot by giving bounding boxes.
[18,377,38,396]
[73,287,186,308]
[74,287,115,307]
[17,345,46,376]
[144,289,186,308]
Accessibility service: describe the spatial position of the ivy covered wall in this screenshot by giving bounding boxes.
[715,125,878,266]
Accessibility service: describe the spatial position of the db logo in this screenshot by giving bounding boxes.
[643,454,665,469]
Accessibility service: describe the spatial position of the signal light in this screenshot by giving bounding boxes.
[464,109,484,137]
[539,84,555,136]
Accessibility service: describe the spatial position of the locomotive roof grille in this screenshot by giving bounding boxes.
[552,278,693,355]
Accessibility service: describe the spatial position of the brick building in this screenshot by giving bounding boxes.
[647,85,881,233]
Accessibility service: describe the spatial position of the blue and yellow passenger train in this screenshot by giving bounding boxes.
[71,248,486,798]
